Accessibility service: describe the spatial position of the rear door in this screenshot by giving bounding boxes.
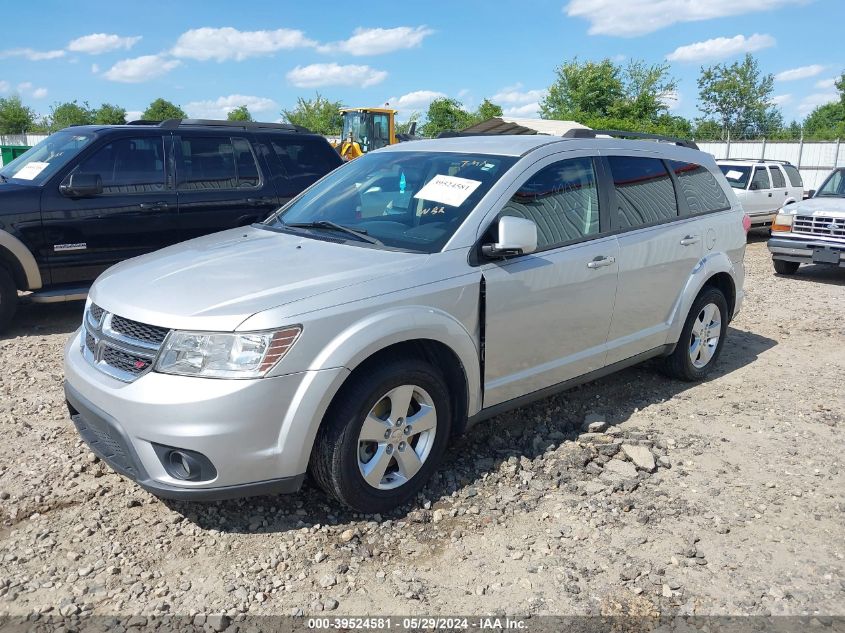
[40,131,178,285]
[175,133,278,241]
[744,166,774,217]
[769,164,790,206]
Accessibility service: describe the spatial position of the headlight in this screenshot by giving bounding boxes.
[155,327,301,378]
[771,212,794,232]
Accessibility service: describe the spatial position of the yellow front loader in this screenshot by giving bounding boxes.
[333,108,416,161]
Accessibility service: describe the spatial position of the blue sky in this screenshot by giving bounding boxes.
[1,0,842,125]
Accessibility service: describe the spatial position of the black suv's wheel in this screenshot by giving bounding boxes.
[663,287,729,382]
[311,357,451,514]
[773,259,800,275]
[0,267,17,333]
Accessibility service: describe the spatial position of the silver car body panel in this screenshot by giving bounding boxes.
[65,136,746,496]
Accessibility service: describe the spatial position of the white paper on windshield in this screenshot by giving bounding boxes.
[414,174,482,207]
[725,169,743,180]
[13,161,49,180]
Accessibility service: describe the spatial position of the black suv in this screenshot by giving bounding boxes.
[0,119,342,331]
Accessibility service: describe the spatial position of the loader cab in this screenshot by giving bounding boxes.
[339,108,396,160]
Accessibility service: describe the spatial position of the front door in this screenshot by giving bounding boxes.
[481,154,619,407]
[40,132,178,285]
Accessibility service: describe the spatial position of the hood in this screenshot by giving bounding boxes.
[90,226,428,331]
[787,197,845,216]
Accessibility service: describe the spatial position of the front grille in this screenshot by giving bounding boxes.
[82,305,169,383]
[110,315,169,345]
[792,215,845,239]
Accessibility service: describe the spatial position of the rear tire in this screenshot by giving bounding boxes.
[0,267,17,334]
[663,287,728,382]
[773,259,800,275]
[310,357,452,514]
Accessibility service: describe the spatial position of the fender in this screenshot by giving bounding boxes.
[665,251,738,345]
[0,229,42,290]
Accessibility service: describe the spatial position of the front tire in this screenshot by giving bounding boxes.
[663,287,728,382]
[0,267,17,333]
[773,259,800,275]
[310,357,452,513]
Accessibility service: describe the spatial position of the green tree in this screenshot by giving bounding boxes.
[803,102,845,139]
[0,96,36,133]
[474,98,503,121]
[93,103,127,125]
[142,98,187,121]
[540,58,625,121]
[227,105,252,122]
[281,93,343,135]
[420,98,474,137]
[49,100,94,131]
[696,54,777,139]
[836,71,845,107]
[396,112,421,136]
[617,60,678,121]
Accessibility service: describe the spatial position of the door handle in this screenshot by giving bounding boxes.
[680,235,700,246]
[767,193,772,197]
[139,201,168,211]
[586,255,616,269]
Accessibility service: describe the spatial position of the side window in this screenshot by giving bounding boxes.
[371,114,390,150]
[73,136,165,194]
[179,136,237,190]
[770,166,786,188]
[783,164,803,188]
[231,137,260,188]
[500,156,600,249]
[750,167,770,190]
[608,156,677,229]
[271,138,341,189]
[667,160,730,214]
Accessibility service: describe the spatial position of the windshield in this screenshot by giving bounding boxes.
[815,169,845,197]
[0,129,95,185]
[719,165,751,189]
[265,150,517,253]
[342,111,372,149]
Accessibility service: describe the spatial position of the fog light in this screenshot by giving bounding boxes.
[152,444,217,482]
[169,451,200,480]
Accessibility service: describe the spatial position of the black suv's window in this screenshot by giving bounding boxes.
[500,157,600,249]
[783,164,803,188]
[179,136,259,190]
[770,165,786,188]
[667,160,730,214]
[73,136,165,194]
[271,137,341,187]
[608,156,678,228]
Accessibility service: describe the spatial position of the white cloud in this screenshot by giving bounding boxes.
[171,27,315,62]
[662,90,681,111]
[0,80,10,93]
[502,103,542,118]
[103,54,181,83]
[386,90,447,112]
[15,82,48,99]
[318,26,434,56]
[772,94,792,106]
[91,63,100,74]
[815,77,837,89]
[566,0,805,37]
[0,47,65,61]
[32,87,48,99]
[286,63,387,88]
[666,33,775,62]
[184,94,279,119]
[798,92,838,114]
[67,33,142,54]
[774,64,825,81]
[492,83,547,105]
[125,110,143,122]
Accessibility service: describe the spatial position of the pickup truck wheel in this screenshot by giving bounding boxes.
[773,259,800,275]
[0,268,17,333]
[663,287,728,382]
[311,358,451,514]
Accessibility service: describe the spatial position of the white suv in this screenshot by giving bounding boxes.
[718,159,803,227]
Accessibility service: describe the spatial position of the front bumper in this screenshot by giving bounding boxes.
[768,236,845,267]
[64,329,349,500]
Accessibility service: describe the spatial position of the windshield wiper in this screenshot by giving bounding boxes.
[284,220,384,246]
[0,174,8,183]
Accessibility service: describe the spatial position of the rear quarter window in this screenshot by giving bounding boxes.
[668,160,731,214]
[783,164,803,188]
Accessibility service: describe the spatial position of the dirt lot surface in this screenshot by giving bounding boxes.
[0,237,843,625]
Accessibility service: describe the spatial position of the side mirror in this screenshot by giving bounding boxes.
[807,190,816,199]
[749,181,760,191]
[482,216,538,259]
[60,172,103,198]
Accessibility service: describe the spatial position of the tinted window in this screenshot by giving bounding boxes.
[180,136,237,190]
[500,157,600,249]
[608,156,677,228]
[74,136,165,194]
[770,166,786,188]
[719,165,751,189]
[231,137,260,187]
[751,167,770,190]
[668,161,730,214]
[783,164,803,188]
[271,137,341,181]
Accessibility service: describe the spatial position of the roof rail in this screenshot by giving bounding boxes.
[126,119,312,133]
[717,157,792,165]
[562,128,699,150]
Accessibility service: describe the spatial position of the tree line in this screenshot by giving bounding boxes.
[1,54,843,140]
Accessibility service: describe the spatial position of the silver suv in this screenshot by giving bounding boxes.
[64,134,748,513]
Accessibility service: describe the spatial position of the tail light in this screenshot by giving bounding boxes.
[742,214,751,233]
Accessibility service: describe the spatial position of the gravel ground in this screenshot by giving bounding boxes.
[0,237,843,624]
